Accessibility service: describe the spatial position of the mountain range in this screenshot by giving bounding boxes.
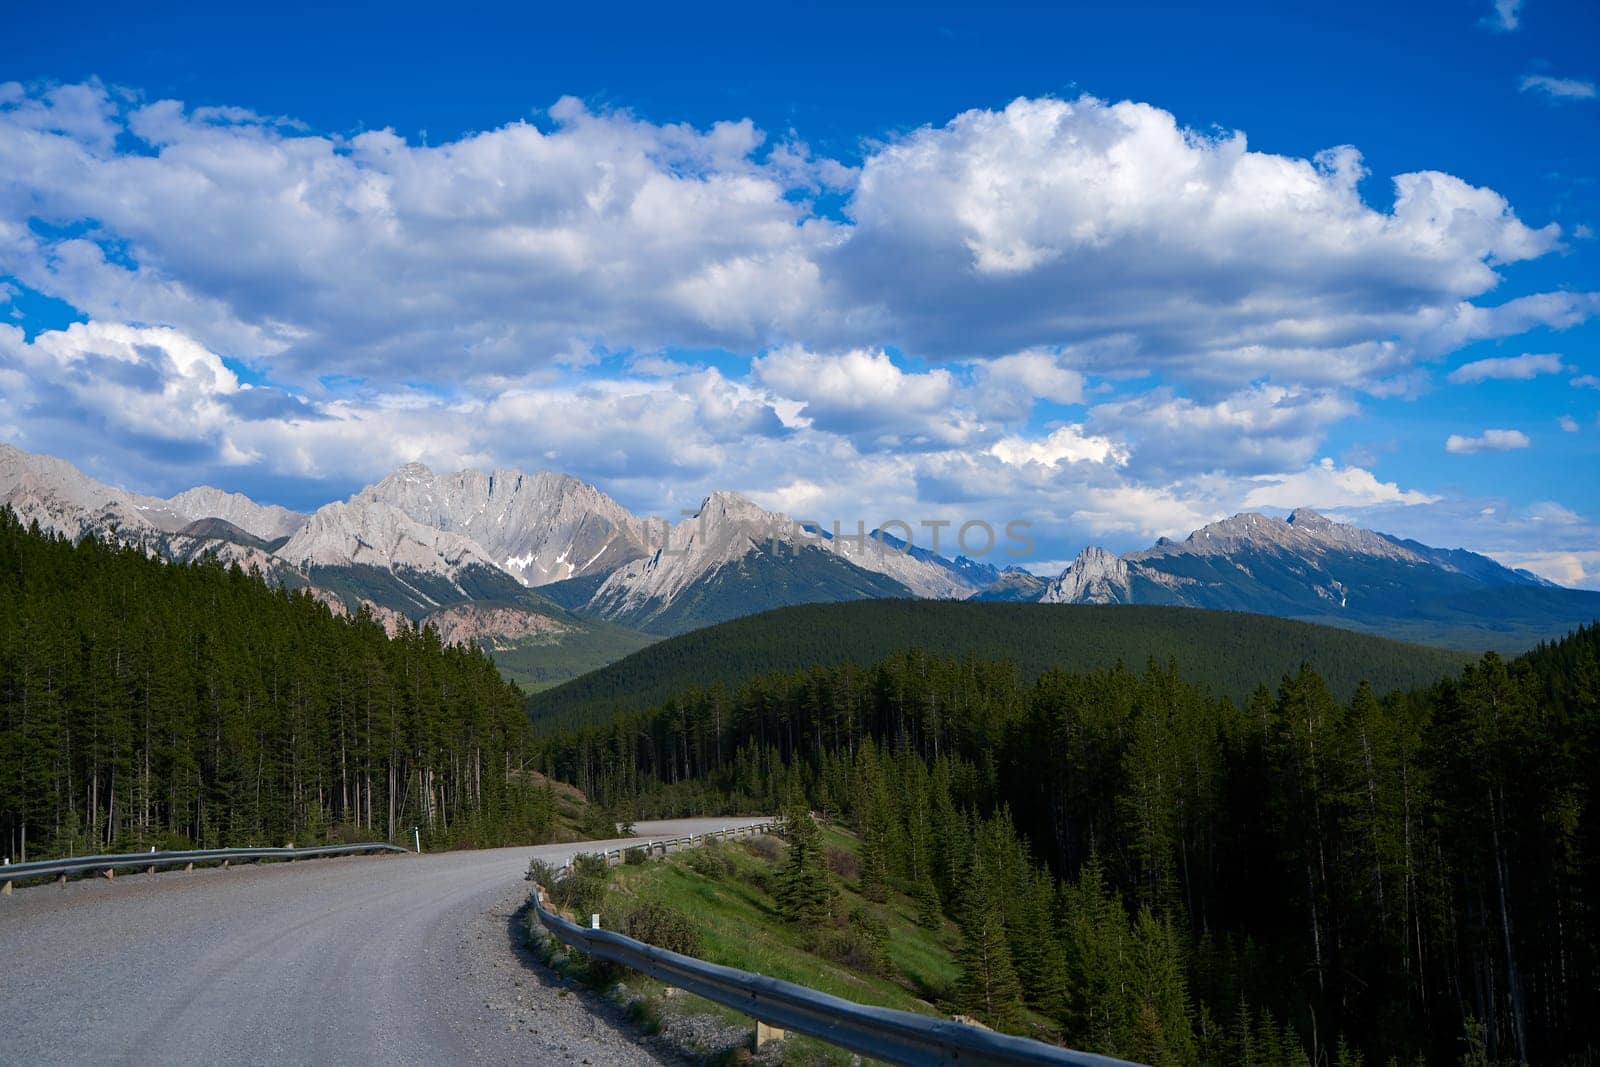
[3,442,1596,682]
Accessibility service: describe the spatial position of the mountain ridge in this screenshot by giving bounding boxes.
[3,441,1595,659]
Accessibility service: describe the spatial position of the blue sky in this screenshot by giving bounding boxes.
[2,0,1598,584]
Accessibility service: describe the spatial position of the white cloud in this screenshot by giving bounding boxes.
[1068,485,1218,540]
[1483,0,1522,31]
[750,346,980,449]
[0,86,839,383]
[1519,74,1597,101]
[1090,383,1357,477]
[976,349,1085,405]
[1241,458,1440,509]
[989,425,1128,468]
[837,94,1570,379]
[0,82,1587,408]
[1448,351,1567,382]
[1559,415,1580,432]
[1496,550,1600,588]
[1574,374,1600,389]
[1445,428,1532,453]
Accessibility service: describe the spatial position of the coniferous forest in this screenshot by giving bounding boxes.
[0,511,557,859]
[537,624,1600,1065]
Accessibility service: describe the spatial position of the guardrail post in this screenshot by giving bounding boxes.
[755,1020,786,1048]
[2,880,10,896]
[591,913,600,930]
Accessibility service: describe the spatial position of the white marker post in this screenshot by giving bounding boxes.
[413,827,421,854]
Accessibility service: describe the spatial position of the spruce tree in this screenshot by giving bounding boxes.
[776,793,834,925]
[956,843,1024,1031]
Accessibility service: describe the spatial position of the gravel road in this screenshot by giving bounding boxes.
[0,818,769,1065]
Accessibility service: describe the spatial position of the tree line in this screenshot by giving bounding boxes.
[0,511,558,860]
[535,627,1600,1064]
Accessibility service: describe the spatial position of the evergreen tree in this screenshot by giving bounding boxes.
[776,792,834,925]
[956,839,1024,1031]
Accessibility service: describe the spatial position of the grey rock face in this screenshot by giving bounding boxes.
[1040,545,1134,604]
[167,486,305,541]
[351,463,649,586]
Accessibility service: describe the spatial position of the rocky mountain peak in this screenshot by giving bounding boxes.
[167,486,305,541]
[352,461,649,586]
[1040,545,1133,605]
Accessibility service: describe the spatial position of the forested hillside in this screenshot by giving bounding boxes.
[0,511,569,862]
[528,600,1475,729]
[534,624,1600,1064]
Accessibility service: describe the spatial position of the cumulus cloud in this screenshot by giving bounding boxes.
[989,425,1127,468]
[1445,428,1532,453]
[0,82,1587,406]
[1090,384,1357,477]
[1448,352,1568,382]
[835,95,1570,381]
[0,85,839,382]
[750,346,976,449]
[1519,75,1597,101]
[976,349,1085,405]
[1241,457,1440,509]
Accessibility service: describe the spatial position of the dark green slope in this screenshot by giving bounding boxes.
[528,600,1476,729]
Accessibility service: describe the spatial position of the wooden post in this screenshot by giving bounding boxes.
[754,1020,786,1047]
[103,868,114,881]
[2,880,11,896]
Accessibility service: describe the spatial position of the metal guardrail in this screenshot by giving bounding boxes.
[530,822,1139,1067]
[1,842,410,893]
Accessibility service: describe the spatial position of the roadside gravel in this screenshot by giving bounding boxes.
[0,818,765,1065]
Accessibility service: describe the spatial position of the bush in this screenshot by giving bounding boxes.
[553,852,611,919]
[527,858,560,886]
[685,840,736,879]
[819,909,890,977]
[624,846,648,865]
[742,834,782,862]
[622,900,704,957]
[825,846,860,881]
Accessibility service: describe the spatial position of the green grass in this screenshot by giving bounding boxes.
[526,824,1063,1063]
[615,829,956,1013]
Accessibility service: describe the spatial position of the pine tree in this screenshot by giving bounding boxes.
[956,841,1024,1031]
[776,792,834,925]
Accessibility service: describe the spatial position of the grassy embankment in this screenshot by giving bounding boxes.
[527,824,1058,1064]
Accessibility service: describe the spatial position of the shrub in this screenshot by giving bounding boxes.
[527,858,560,887]
[742,834,782,862]
[819,909,890,976]
[825,846,860,881]
[624,846,648,865]
[553,851,611,918]
[685,839,736,879]
[623,900,704,957]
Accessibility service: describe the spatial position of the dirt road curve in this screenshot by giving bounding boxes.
[0,818,768,1065]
